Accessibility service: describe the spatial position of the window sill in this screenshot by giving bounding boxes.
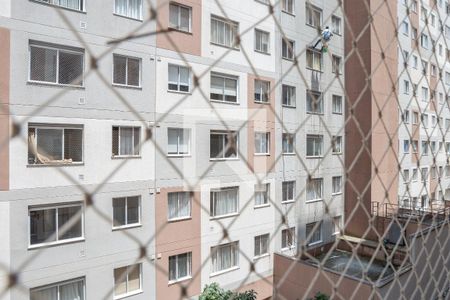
[114,290,143,300]
[254,101,271,105]
[112,83,142,90]
[210,99,240,105]
[210,212,239,221]
[305,23,320,30]
[332,152,343,155]
[306,112,324,115]
[306,156,323,159]
[254,204,270,209]
[254,153,270,156]
[27,162,84,168]
[168,276,192,286]
[331,192,342,196]
[27,80,85,89]
[308,240,323,247]
[332,112,343,115]
[306,199,323,204]
[167,154,191,158]
[254,49,271,56]
[113,13,143,22]
[305,67,323,73]
[112,224,142,231]
[111,155,142,159]
[167,27,193,35]
[210,266,239,278]
[282,10,295,16]
[168,216,192,223]
[210,42,240,51]
[282,104,296,109]
[282,57,295,61]
[281,200,295,204]
[209,158,240,161]
[30,0,86,14]
[281,246,296,252]
[168,89,192,95]
[253,253,270,260]
[28,237,85,250]
[282,153,296,156]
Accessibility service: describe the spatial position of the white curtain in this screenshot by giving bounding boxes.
[115,0,128,16]
[167,129,179,154]
[128,0,142,19]
[60,280,84,300]
[178,193,190,217]
[168,193,178,219]
[213,189,237,216]
[119,127,133,155]
[30,286,57,300]
[56,0,81,10]
[179,6,190,32]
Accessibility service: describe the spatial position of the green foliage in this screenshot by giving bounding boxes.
[199,283,257,300]
[309,292,329,300]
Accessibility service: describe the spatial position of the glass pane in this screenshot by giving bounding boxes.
[177,253,188,278]
[113,198,126,227]
[169,4,178,28]
[168,129,179,154]
[114,55,127,85]
[210,134,223,158]
[178,129,190,154]
[119,127,133,155]
[115,0,128,15]
[127,58,140,86]
[168,193,179,219]
[126,196,139,224]
[178,192,191,217]
[30,46,57,83]
[30,209,56,245]
[30,286,58,300]
[59,279,84,300]
[133,127,140,155]
[127,265,141,292]
[128,0,142,19]
[180,7,190,32]
[58,206,82,240]
[59,51,83,85]
[36,128,63,161]
[169,255,177,280]
[224,133,237,157]
[64,129,83,162]
[179,67,189,87]
[114,267,127,296]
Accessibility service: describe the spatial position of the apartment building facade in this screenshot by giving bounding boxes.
[0,0,345,299]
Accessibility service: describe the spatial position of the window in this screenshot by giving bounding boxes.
[35,0,84,11]
[422,141,429,155]
[412,140,418,153]
[306,4,322,27]
[112,126,140,157]
[332,176,342,194]
[255,29,270,54]
[30,278,85,300]
[403,110,410,123]
[211,242,239,273]
[282,38,295,60]
[404,140,410,153]
[114,0,143,20]
[306,178,323,202]
[306,222,322,245]
[431,64,437,77]
[254,79,270,103]
[403,50,409,64]
[210,187,239,217]
[306,135,323,157]
[169,252,192,282]
[446,72,450,85]
[282,84,296,107]
[402,21,409,35]
[422,113,429,127]
[431,166,437,179]
[255,132,270,154]
[114,264,142,298]
[421,167,428,182]
[431,141,436,153]
[412,168,418,180]
[306,49,322,71]
[255,183,270,207]
[333,216,342,235]
[332,136,343,154]
[332,55,342,74]
[306,90,323,114]
[282,0,294,14]
[412,27,418,40]
[421,33,429,49]
[28,125,83,165]
[210,73,238,103]
[29,41,84,86]
[113,55,140,87]
[403,169,410,182]
[421,6,427,21]
[412,112,419,124]
[282,181,295,203]
[332,95,343,114]
[168,192,191,220]
[211,16,239,49]
[281,227,295,249]
[412,55,418,68]
[332,15,341,35]
[168,64,190,92]
[446,165,450,177]
[169,3,191,32]
[282,133,295,154]
[422,87,429,101]
[29,203,83,246]
[168,128,190,155]
[404,80,410,94]
[210,130,238,159]
[422,60,428,74]
[254,234,269,257]
[113,196,140,228]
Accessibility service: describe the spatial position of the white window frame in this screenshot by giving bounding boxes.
[332,136,343,154]
[254,132,270,155]
[168,252,192,283]
[169,2,192,33]
[306,222,322,246]
[254,79,271,103]
[282,133,295,154]
[254,29,270,54]
[254,183,270,207]
[282,181,295,203]
[210,72,239,103]
[30,277,86,300]
[210,15,239,49]
[332,95,343,114]
[306,90,323,114]
[34,0,85,11]
[333,216,342,236]
[282,38,295,60]
[28,202,84,248]
[281,227,295,250]
[332,55,343,74]
[113,263,143,299]
[112,54,141,87]
[167,128,191,156]
[209,130,239,160]
[29,42,84,86]
[306,178,323,202]
[332,15,342,35]
[210,187,239,218]
[306,134,324,157]
[332,176,342,195]
[167,192,192,221]
[254,233,270,258]
[282,0,294,14]
[168,64,191,93]
[306,4,322,28]
[112,126,141,157]
[282,84,296,107]
[211,242,239,274]
[112,196,141,229]
[306,49,322,72]
[114,0,143,20]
